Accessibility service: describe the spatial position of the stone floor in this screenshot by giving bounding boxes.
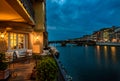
[7,59,35,81]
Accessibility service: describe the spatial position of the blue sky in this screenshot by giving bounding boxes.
[46,0,120,41]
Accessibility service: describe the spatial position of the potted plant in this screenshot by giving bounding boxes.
[36,56,58,81]
[0,52,9,80]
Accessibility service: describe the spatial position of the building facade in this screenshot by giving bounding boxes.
[114,27,120,42]
[0,0,47,54]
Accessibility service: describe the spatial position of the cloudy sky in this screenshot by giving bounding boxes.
[46,0,120,41]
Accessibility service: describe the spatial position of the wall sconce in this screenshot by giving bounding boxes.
[0,30,6,39]
[36,36,39,40]
[32,32,41,41]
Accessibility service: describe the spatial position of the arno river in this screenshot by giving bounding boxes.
[55,45,120,81]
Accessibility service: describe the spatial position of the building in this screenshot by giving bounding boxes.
[99,27,117,42]
[91,31,101,42]
[114,27,120,42]
[91,27,117,42]
[78,35,92,41]
[0,0,47,54]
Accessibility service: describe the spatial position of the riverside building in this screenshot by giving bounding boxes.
[0,0,47,54]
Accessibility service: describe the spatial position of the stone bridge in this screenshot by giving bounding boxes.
[49,40,96,46]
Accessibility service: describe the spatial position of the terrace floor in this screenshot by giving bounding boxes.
[7,59,35,81]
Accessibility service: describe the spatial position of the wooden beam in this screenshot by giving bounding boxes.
[0,21,33,32]
[5,0,35,25]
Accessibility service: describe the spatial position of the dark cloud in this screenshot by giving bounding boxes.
[46,0,120,40]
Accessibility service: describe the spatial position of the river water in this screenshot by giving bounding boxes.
[55,45,120,81]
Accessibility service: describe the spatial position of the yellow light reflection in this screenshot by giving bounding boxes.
[96,45,100,65]
[104,46,108,65]
[104,46,107,56]
[111,46,116,63]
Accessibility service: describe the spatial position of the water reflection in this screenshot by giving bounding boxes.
[104,46,109,67]
[84,45,89,63]
[85,44,88,47]
[96,45,101,65]
[58,45,120,81]
[96,46,117,65]
[111,46,116,64]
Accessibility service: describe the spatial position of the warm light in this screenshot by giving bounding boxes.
[104,38,108,42]
[112,38,117,42]
[97,45,100,49]
[6,27,12,31]
[104,46,107,48]
[111,46,116,63]
[111,47,116,56]
[96,45,100,65]
[36,36,39,40]
[0,34,4,38]
[104,46,108,62]
[33,45,40,53]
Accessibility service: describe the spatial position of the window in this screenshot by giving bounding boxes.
[5,33,8,47]
[10,33,17,49]
[9,33,25,50]
[18,34,24,49]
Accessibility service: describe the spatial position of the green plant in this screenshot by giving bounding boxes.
[0,52,8,70]
[36,56,58,81]
[32,54,42,60]
[0,62,8,70]
[0,52,5,61]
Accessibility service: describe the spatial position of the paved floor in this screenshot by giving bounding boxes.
[7,59,35,81]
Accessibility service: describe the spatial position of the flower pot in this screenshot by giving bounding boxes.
[0,68,10,80]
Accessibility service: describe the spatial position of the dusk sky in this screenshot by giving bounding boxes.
[46,0,120,41]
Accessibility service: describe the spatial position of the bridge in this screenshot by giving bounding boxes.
[48,40,96,46]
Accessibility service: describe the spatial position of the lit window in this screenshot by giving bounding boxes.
[9,33,25,49]
[10,33,17,49]
[18,34,24,49]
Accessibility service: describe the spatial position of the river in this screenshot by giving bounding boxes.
[55,45,120,81]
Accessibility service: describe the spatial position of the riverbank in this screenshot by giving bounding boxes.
[96,42,120,46]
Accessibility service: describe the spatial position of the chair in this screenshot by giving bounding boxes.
[5,52,14,62]
[26,49,32,56]
[12,51,26,63]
